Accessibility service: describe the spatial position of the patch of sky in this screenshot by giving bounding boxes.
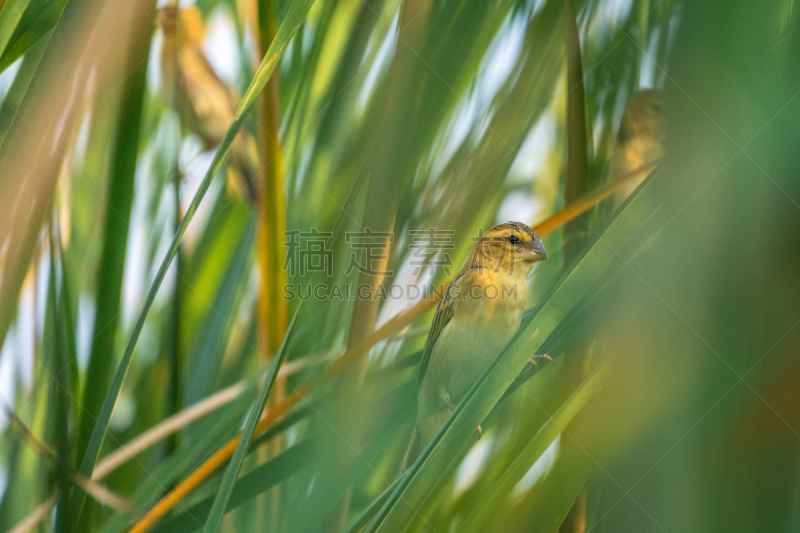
[0,57,21,100]
[204,7,240,86]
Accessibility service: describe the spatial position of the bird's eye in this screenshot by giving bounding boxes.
[507,235,520,245]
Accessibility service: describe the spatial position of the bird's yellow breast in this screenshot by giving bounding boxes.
[417,272,527,443]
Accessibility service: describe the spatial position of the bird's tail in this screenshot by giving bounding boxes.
[399,426,421,477]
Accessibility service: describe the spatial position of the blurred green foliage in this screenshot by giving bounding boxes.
[0,0,798,532]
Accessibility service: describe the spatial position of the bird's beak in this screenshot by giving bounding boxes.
[521,236,548,262]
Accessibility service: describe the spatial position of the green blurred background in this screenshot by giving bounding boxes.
[0,0,798,531]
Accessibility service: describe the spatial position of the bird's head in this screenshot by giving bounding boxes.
[157,6,205,43]
[156,5,178,34]
[466,222,548,278]
[618,89,666,145]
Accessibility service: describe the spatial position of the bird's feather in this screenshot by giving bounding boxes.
[418,267,480,385]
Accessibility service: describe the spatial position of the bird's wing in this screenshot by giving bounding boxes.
[418,271,466,385]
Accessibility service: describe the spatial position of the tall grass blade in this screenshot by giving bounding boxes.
[152,441,313,533]
[49,222,73,533]
[184,220,255,406]
[0,0,65,72]
[97,396,253,533]
[202,310,299,531]
[74,0,155,468]
[0,0,106,354]
[0,0,32,61]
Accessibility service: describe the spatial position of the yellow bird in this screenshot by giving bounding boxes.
[608,89,665,210]
[157,6,258,201]
[402,222,549,472]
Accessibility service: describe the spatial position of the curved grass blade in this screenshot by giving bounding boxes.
[65,0,156,526]
[0,0,106,356]
[510,439,592,533]
[463,367,607,531]
[73,0,317,522]
[48,222,73,533]
[343,475,405,533]
[563,0,591,264]
[6,495,58,533]
[93,370,263,481]
[0,0,32,62]
[184,219,255,406]
[138,366,413,533]
[96,397,254,533]
[74,0,155,465]
[202,309,299,531]
[151,441,313,533]
[0,36,46,151]
[0,0,64,73]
